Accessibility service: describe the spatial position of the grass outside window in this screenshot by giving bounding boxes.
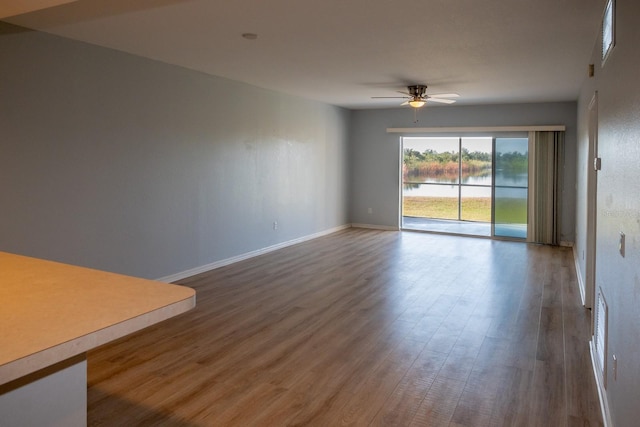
[403,196,527,224]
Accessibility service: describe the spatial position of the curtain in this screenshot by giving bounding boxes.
[527,131,564,245]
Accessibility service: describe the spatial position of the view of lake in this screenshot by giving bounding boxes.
[404,171,528,198]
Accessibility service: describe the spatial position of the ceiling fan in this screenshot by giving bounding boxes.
[372,85,459,108]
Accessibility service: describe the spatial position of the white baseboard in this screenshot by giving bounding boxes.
[573,245,586,306]
[590,340,613,427]
[560,240,574,247]
[350,223,399,231]
[156,224,352,283]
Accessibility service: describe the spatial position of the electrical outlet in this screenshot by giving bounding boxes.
[273,221,278,230]
[367,207,373,214]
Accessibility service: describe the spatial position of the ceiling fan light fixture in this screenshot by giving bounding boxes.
[371,84,457,108]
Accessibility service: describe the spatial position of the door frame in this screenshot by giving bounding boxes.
[585,92,599,311]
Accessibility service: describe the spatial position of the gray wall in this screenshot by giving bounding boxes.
[576,0,640,424]
[349,102,578,243]
[0,23,350,279]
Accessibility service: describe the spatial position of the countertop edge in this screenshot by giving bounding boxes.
[0,293,195,387]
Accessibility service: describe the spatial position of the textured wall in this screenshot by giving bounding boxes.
[349,102,577,242]
[0,22,350,279]
[575,0,640,424]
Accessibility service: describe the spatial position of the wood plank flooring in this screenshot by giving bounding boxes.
[87,228,603,426]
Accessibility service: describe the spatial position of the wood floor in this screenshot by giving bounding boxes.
[87,228,603,426]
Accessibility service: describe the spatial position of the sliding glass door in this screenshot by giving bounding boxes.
[402,137,492,236]
[493,138,528,238]
[402,137,460,221]
[402,136,528,239]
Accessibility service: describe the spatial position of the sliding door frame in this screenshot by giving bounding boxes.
[399,129,551,240]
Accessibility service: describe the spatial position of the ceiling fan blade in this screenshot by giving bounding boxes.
[428,98,456,104]
[400,101,410,106]
[371,96,410,99]
[428,93,460,98]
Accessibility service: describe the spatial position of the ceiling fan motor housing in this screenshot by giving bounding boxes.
[408,85,428,98]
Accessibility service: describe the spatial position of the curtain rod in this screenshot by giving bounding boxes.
[387,125,566,133]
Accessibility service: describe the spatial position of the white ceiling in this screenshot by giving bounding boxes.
[2,0,606,109]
